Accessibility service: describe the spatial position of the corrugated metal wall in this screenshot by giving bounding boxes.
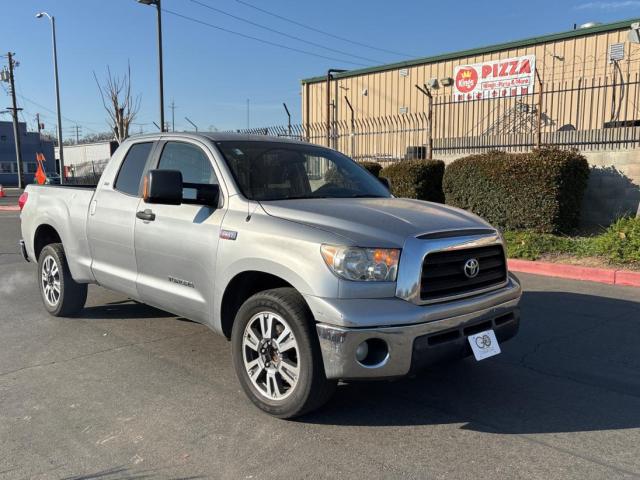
[302,24,640,143]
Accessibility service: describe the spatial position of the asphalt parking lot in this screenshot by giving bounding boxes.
[1,208,640,480]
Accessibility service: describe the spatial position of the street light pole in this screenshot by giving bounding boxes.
[137,0,165,132]
[36,12,65,182]
[326,69,347,148]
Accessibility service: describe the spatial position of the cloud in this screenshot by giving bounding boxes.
[576,1,640,9]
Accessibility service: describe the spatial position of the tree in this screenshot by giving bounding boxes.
[94,63,141,143]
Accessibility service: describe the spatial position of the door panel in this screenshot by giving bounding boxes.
[88,141,154,297]
[134,141,224,323]
[134,204,222,322]
[88,189,142,297]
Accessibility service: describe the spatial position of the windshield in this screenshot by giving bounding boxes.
[215,141,391,201]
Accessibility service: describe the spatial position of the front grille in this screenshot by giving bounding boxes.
[420,245,507,301]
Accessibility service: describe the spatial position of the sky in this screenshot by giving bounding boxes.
[2,0,640,140]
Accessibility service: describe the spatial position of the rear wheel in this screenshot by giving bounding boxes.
[38,243,87,317]
[231,288,336,418]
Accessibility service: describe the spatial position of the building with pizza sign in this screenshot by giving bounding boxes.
[299,17,640,160]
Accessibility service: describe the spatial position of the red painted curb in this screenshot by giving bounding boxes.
[614,270,640,287]
[508,259,640,287]
[0,205,19,211]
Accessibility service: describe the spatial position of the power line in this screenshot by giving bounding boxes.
[235,0,414,58]
[189,0,380,64]
[162,7,366,67]
[15,93,100,133]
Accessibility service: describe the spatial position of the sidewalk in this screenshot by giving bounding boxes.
[0,187,22,211]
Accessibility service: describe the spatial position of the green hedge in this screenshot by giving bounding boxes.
[359,161,382,177]
[443,149,590,233]
[504,217,640,266]
[590,216,640,264]
[381,159,445,202]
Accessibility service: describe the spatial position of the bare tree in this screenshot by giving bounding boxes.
[93,63,141,144]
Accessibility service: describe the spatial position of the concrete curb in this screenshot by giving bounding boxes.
[508,259,640,288]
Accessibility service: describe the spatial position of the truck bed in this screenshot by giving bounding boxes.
[20,183,97,283]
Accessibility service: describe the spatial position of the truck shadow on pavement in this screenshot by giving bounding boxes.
[303,290,640,434]
[60,466,205,480]
[81,300,175,320]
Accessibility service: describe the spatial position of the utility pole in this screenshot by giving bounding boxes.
[169,99,176,132]
[5,52,24,189]
[136,0,165,132]
[246,99,250,130]
[74,124,81,143]
[36,113,42,136]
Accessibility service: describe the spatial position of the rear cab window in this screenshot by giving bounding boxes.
[114,142,154,196]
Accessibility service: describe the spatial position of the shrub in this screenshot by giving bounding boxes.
[359,161,382,177]
[503,217,639,266]
[590,216,640,264]
[381,159,445,202]
[443,148,590,233]
[503,230,581,260]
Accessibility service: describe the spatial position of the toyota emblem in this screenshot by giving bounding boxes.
[463,258,480,278]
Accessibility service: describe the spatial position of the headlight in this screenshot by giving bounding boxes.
[320,245,400,282]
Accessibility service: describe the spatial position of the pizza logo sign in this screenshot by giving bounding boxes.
[453,55,536,102]
[455,67,478,93]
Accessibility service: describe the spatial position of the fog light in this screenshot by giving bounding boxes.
[355,341,369,362]
[355,338,389,367]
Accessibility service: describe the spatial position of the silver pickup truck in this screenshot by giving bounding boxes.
[19,132,522,418]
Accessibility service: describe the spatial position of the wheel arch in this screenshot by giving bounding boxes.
[33,223,62,260]
[219,270,312,339]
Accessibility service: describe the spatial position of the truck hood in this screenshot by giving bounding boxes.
[260,197,494,247]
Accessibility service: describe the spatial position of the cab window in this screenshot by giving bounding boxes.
[157,142,218,200]
[114,142,154,196]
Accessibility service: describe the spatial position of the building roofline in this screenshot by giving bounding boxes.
[301,17,640,84]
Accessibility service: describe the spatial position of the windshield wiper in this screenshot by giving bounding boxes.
[278,195,331,200]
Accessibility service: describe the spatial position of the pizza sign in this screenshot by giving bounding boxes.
[453,55,536,102]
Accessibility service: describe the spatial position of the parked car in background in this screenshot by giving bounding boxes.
[44,173,61,185]
[19,132,522,418]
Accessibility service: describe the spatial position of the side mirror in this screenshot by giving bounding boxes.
[184,182,221,208]
[379,176,391,191]
[143,169,183,205]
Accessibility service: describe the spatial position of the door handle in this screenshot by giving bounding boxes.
[136,209,156,221]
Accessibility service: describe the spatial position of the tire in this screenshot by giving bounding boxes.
[37,243,87,317]
[231,287,336,419]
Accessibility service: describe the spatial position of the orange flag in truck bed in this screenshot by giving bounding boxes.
[35,153,47,185]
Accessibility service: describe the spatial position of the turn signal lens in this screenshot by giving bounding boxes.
[320,245,400,282]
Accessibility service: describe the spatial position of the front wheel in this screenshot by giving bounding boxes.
[231,288,336,418]
[37,243,87,317]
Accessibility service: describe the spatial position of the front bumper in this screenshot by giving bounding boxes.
[315,274,521,380]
